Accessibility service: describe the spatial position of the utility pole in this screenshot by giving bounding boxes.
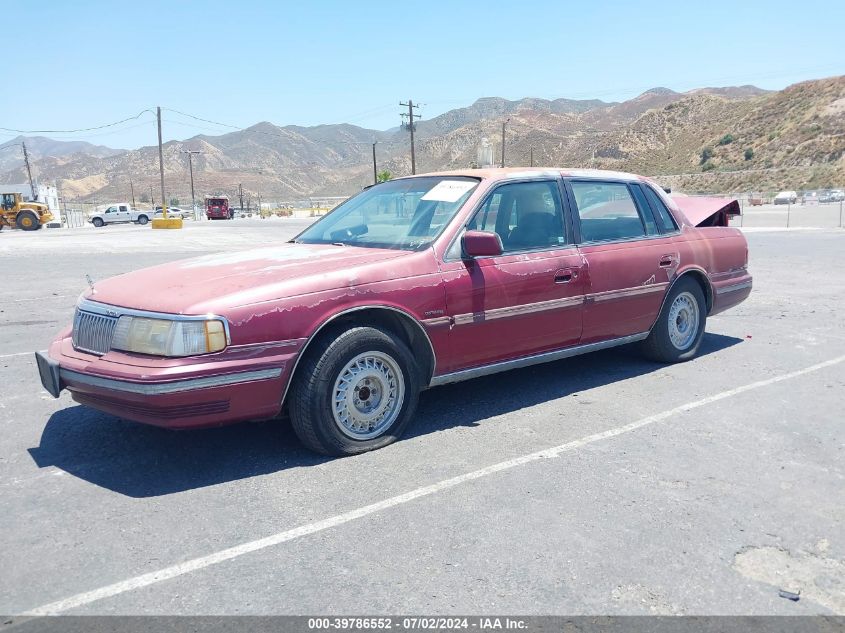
[181,150,201,219]
[399,100,420,174]
[500,118,510,168]
[372,141,378,184]
[156,106,168,218]
[529,147,534,168]
[257,169,263,213]
[21,142,36,200]
[129,176,136,208]
[238,183,244,212]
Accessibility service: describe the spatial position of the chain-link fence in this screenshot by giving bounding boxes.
[58,201,98,229]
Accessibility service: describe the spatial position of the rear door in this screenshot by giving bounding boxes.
[440,178,586,371]
[117,204,131,222]
[565,179,675,344]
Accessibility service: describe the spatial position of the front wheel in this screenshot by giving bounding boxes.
[137,215,149,225]
[289,326,420,456]
[92,217,104,228]
[641,277,706,363]
[16,211,39,231]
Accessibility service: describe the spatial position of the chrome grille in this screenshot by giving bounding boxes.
[72,309,118,355]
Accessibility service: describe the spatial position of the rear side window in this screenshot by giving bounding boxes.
[642,185,679,232]
[571,181,650,243]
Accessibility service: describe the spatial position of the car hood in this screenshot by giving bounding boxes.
[84,243,411,314]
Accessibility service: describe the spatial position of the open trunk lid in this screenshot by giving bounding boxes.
[671,195,741,227]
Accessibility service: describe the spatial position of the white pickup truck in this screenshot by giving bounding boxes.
[88,203,151,227]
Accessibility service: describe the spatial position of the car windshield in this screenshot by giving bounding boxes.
[294,176,479,250]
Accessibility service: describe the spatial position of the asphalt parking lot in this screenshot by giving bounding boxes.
[1,219,843,616]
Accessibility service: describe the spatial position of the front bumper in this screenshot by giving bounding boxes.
[37,335,302,429]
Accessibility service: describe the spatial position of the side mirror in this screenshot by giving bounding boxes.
[462,230,503,258]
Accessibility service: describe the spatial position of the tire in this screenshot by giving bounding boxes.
[641,277,707,363]
[289,326,420,456]
[16,211,39,231]
[137,215,149,225]
[92,217,104,228]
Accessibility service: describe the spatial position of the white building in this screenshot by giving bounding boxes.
[3,183,61,227]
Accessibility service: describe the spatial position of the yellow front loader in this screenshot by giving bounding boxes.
[0,192,54,231]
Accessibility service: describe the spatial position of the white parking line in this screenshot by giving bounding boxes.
[22,354,845,616]
[13,295,74,303]
[0,351,36,359]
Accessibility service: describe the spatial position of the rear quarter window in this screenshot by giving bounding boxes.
[642,185,679,232]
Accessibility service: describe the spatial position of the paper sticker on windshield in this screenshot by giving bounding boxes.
[421,180,476,203]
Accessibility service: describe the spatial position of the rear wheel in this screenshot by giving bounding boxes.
[289,326,419,456]
[16,211,39,231]
[641,277,706,363]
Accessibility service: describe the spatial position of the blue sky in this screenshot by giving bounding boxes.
[3,0,843,149]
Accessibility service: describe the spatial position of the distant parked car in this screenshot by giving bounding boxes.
[801,192,819,205]
[828,189,845,203]
[89,204,150,227]
[154,207,191,220]
[773,191,798,205]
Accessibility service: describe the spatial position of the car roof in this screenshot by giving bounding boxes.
[398,167,648,184]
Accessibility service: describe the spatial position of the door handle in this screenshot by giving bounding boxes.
[659,254,675,268]
[554,268,576,284]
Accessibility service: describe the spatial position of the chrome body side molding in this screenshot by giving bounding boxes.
[715,279,753,295]
[428,332,649,387]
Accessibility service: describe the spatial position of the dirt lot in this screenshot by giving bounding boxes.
[1,219,843,615]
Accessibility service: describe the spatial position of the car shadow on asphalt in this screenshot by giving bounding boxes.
[28,332,742,498]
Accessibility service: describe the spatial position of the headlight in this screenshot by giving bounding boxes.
[111,316,227,356]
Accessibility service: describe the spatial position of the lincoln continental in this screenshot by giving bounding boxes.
[36,168,752,455]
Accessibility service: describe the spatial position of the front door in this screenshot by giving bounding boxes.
[103,206,120,223]
[565,179,673,344]
[440,179,586,372]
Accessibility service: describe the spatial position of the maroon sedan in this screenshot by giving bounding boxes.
[36,169,752,455]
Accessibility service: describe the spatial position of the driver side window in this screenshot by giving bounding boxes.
[471,181,566,253]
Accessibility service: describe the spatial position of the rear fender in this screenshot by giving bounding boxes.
[649,267,714,331]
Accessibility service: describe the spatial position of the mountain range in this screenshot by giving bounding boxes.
[1,77,843,203]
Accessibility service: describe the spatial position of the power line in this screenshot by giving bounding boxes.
[162,108,242,130]
[0,110,155,134]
